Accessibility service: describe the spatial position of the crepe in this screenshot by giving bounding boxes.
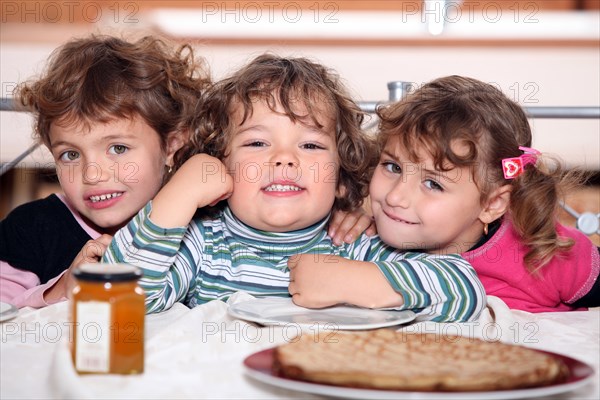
[272,330,569,391]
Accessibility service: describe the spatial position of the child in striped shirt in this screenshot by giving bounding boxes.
[103,55,486,322]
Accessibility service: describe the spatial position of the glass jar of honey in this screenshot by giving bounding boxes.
[71,263,145,374]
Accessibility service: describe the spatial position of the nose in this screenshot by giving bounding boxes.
[385,179,411,209]
[270,146,299,168]
[268,148,300,182]
[275,161,295,167]
[82,158,113,184]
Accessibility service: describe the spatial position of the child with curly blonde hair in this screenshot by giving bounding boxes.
[104,55,486,322]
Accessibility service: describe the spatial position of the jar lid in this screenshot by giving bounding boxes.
[73,263,142,282]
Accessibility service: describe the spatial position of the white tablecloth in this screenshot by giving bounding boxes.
[1,293,598,399]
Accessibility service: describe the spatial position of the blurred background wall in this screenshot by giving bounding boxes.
[1,0,599,240]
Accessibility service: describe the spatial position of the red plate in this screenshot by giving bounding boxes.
[244,347,595,400]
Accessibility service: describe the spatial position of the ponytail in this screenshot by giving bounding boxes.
[508,156,585,273]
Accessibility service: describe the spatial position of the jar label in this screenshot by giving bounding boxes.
[75,301,111,373]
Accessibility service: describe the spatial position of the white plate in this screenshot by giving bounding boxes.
[244,348,595,400]
[0,302,18,322]
[228,297,415,330]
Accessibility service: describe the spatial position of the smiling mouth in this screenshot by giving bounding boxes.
[263,184,303,192]
[89,192,123,203]
[384,210,418,225]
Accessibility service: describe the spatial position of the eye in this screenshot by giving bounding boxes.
[244,140,267,147]
[381,161,401,174]
[109,144,128,155]
[424,179,444,192]
[301,142,325,150]
[58,150,80,162]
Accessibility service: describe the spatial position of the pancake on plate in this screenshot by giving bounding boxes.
[273,330,568,391]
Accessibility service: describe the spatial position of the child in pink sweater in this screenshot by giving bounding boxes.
[370,75,599,312]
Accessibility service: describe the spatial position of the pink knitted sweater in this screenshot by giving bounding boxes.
[463,219,599,312]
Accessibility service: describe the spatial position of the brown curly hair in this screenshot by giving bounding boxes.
[186,53,376,213]
[15,34,211,173]
[377,75,583,273]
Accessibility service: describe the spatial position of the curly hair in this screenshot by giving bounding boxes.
[377,75,583,273]
[186,53,376,213]
[15,34,211,173]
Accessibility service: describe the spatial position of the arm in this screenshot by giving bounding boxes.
[289,239,486,322]
[150,154,233,227]
[103,203,190,313]
[1,260,69,309]
[373,253,487,322]
[288,255,403,309]
[9,271,65,308]
[569,276,600,308]
[102,154,233,313]
[2,235,113,308]
[567,246,600,308]
[1,261,41,306]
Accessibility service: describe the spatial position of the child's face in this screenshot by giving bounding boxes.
[370,137,485,254]
[224,98,339,232]
[49,116,168,234]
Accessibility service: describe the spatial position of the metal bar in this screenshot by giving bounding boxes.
[357,101,600,119]
[0,143,41,177]
[560,201,581,219]
[387,81,414,102]
[523,106,600,119]
[0,98,18,111]
[357,101,382,114]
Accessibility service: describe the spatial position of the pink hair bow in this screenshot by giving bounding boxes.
[501,146,541,180]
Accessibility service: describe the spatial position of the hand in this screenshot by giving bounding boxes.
[288,254,346,308]
[288,254,404,309]
[151,153,234,227]
[178,154,234,208]
[328,209,376,246]
[44,234,113,302]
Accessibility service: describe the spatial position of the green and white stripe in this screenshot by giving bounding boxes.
[103,202,486,322]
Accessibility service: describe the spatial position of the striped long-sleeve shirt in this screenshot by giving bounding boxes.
[103,203,486,322]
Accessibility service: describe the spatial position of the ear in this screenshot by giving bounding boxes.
[478,184,511,224]
[165,129,189,167]
[335,182,347,199]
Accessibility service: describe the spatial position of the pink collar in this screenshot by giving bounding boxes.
[56,193,102,240]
